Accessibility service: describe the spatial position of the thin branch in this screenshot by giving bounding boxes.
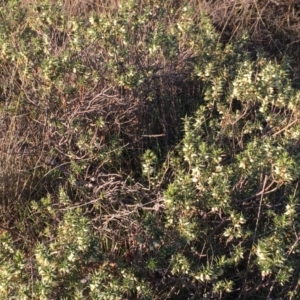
[234,180,278,203]
[272,118,300,137]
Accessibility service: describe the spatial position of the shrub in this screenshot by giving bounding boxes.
[0,0,300,299]
[163,30,300,300]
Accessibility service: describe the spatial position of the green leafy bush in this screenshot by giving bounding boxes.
[0,0,300,299]
[163,32,300,300]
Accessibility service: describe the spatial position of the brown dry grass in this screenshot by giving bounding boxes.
[20,0,300,55]
[21,0,120,14]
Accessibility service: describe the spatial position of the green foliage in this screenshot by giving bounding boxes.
[0,0,300,299]
[162,21,300,298]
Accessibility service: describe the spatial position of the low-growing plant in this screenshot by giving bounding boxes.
[1,0,300,299]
